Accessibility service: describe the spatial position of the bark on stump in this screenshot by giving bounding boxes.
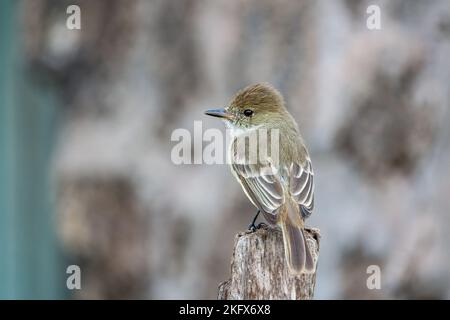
[218,224,320,300]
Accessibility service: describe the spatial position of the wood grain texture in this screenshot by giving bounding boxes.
[218,224,320,300]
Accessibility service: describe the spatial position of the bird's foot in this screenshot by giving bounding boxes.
[256,222,267,230]
[248,222,267,232]
[248,222,257,232]
[247,210,261,232]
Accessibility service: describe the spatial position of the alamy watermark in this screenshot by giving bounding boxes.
[66,5,81,30]
[366,5,381,30]
[366,265,381,290]
[171,121,280,168]
[66,265,81,290]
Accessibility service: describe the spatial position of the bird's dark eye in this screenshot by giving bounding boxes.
[243,109,253,117]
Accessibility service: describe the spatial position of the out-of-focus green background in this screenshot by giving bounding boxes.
[1,0,450,299]
[1,0,63,299]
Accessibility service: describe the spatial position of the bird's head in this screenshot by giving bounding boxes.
[205,83,288,130]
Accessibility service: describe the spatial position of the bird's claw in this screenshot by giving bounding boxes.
[256,222,267,229]
[247,209,261,232]
[248,222,266,232]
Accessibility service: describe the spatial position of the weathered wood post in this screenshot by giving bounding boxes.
[218,224,320,300]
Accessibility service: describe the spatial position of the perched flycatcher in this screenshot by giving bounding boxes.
[205,83,315,274]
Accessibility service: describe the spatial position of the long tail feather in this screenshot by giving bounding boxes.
[279,214,315,275]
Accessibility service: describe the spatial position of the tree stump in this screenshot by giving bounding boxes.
[218,224,320,300]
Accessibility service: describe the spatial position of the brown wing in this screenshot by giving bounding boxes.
[231,160,285,223]
[290,158,314,219]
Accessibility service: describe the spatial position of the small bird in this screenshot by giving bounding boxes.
[205,83,315,274]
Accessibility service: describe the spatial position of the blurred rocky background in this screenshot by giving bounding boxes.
[1,0,449,299]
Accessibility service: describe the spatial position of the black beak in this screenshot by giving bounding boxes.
[204,108,234,120]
